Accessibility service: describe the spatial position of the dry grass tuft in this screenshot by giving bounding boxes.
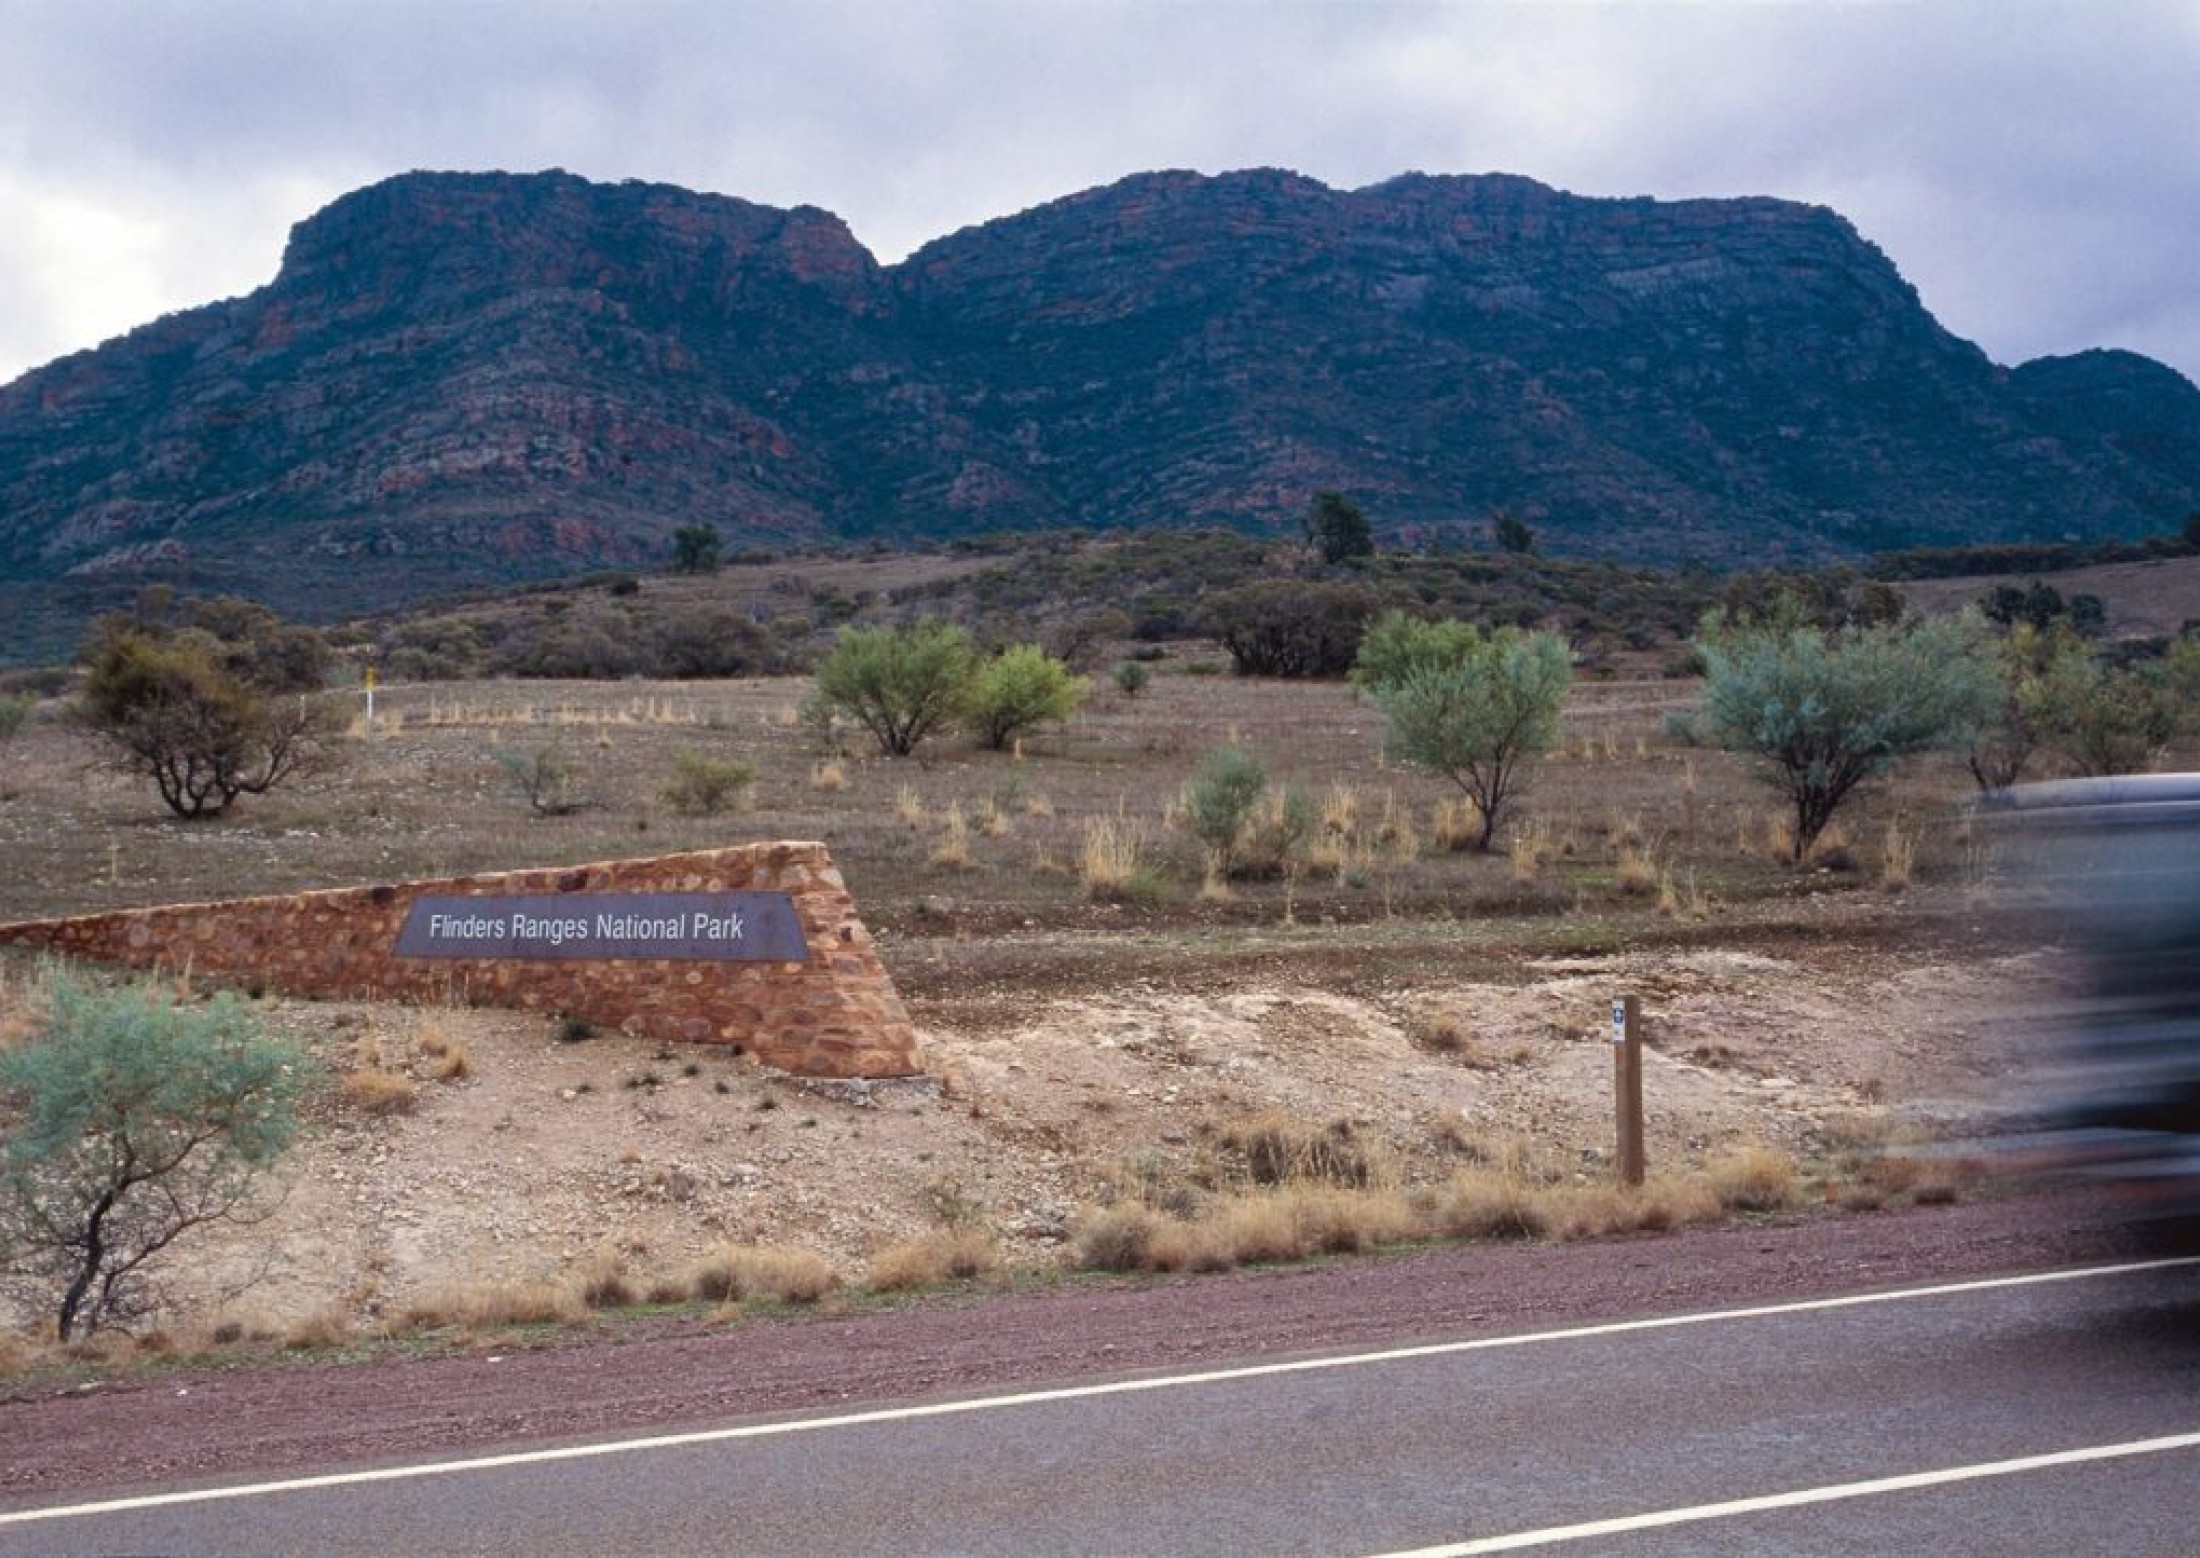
[417,1019,472,1082]
[1407,1010,1504,1069]
[1078,815,1148,900]
[340,1067,418,1116]
[1546,1177,1722,1239]
[1428,1167,1552,1241]
[1365,791,1416,864]
[1072,1203,1188,1273]
[575,1248,636,1311]
[402,1280,588,1333]
[808,758,848,792]
[283,1306,354,1351]
[1509,818,1553,879]
[1656,866,1708,919]
[0,1331,47,1374]
[930,803,974,869]
[1271,1185,1420,1256]
[686,1243,839,1305]
[1614,843,1659,897]
[1705,1143,1798,1212]
[1430,796,1484,853]
[1878,818,1917,892]
[1170,1188,1422,1268]
[895,784,926,828]
[1225,1111,1379,1189]
[865,1228,1001,1292]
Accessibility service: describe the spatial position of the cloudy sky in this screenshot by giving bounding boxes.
[3,0,2196,387]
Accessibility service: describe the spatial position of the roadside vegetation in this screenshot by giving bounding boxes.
[0,966,315,1340]
[1,514,2197,1371]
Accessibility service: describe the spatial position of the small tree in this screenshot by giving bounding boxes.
[494,743,595,815]
[82,631,330,820]
[964,644,1088,751]
[1368,625,1572,851]
[1965,622,2098,792]
[1492,510,1536,555]
[1305,490,1373,566]
[1696,603,1996,861]
[2033,650,2190,777]
[669,524,723,575]
[0,968,310,1339]
[811,620,979,757]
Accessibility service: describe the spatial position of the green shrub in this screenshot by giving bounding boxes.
[964,644,1088,750]
[649,605,785,679]
[659,748,758,815]
[1237,785,1317,880]
[0,968,312,1339]
[1183,747,1268,878]
[1203,580,1379,678]
[1352,610,1488,691]
[493,744,593,816]
[493,612,640,678]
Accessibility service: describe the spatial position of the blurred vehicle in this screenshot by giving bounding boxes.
[1987,773,2200,1240]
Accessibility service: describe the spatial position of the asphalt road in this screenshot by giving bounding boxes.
[6,1256,2199,1555]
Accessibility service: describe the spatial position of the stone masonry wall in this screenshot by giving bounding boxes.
[0,843,923,1079]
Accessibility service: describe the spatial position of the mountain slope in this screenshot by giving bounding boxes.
[2,166,2197,656]
[895,169,2189,558]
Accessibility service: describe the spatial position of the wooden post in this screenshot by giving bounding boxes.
[1613,994,1645,1187]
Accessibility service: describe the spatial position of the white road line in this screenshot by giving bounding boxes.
[2,1255,2194,1529]
[1374,1428,2200,1555]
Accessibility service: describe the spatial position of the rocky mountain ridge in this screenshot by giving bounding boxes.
[3,166,2197,656]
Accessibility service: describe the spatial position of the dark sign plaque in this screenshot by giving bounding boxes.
[394,892,809,963]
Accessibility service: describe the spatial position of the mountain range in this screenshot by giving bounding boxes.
[4,165,2198,657]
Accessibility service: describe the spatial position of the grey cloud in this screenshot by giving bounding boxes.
[2,0,2197,384]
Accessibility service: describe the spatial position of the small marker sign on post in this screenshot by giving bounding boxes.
[1613,993,1645,1188]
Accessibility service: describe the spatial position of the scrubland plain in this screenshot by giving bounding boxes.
[0,630,2176,1365]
